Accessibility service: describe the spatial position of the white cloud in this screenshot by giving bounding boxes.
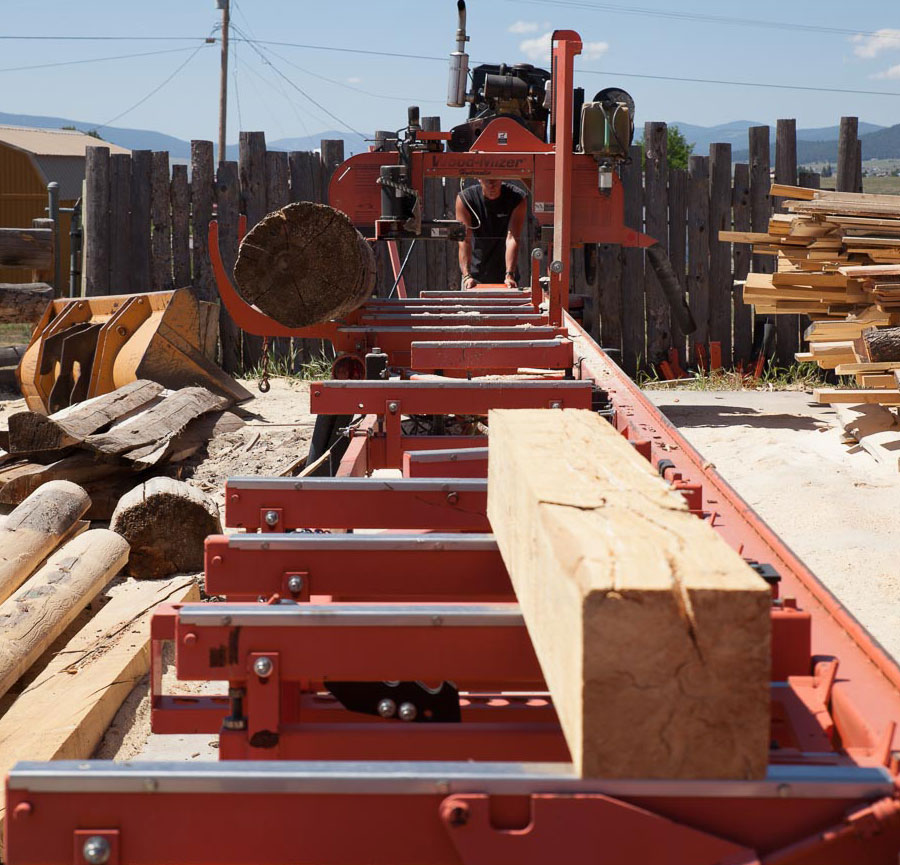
[509,20,539,34]
[872,63,900,79]
[347,76,362,84]
[519,31,608,62]
[852,29,900,59]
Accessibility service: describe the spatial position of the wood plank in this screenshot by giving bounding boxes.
[215,161,242,374]
[687,155,709,356]
[170,164,191,289]
[643,122,669,365]
[190,141,216,303]
[150,152,173,292]
[84,386,230,460]
[708,143,733,365]
[835,361,900,374]
[129,151,152,295]
[486,408,771,779]
[0,575,199,839]
[749,126,772,281]
[769,183,816,200]
[83,147,110,296]
[835,403,900,470]
[620,144,645,374]
[816,388,900,405]
[108,153,132,294]
[0,529,130,699]
[238,132,267,369]
[668,166,688,365]
[859,374,896,388]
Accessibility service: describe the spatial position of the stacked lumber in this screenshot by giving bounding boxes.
[721,184,900,408]
[0,380,243,518]
[487,409,771,779]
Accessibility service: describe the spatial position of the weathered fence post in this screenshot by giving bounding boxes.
[239,131,267,369]
[265,150,292,360]
[774,119,799,364]
[837,116,858,193]
[708,143,732,366]
[748,126,771,278]
[191,141,215,302]
[84,146,110,296]
[130,150,152,295]
[216,160,242,374]
[620,144,644,374]
[732,163,752,365]
[687,154,710,357]
[643,122,669,365]
[170,164,191,288]
[108,153,131,294]
[668,166,688,366]
[150,152,172,292]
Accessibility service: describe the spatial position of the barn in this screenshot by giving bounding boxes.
[0,126,130,286]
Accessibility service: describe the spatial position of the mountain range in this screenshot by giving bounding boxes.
[1,109,898,166]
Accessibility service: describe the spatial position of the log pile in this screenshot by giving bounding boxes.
[0,380,243,518]
[721,184,900,408]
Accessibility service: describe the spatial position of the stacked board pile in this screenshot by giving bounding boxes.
[721,184,900,407]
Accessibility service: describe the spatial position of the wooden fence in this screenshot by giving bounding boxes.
[82,115,864,376]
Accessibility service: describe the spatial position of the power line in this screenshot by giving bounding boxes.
[0,45,203,74]
[579,67,900,99]
[235,38,447,63]
[231,27,365,137]
[509,0,889,39]
[97,40,214,130]
[0,35,212,41]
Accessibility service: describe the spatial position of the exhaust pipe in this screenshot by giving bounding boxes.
[447,1,469,108]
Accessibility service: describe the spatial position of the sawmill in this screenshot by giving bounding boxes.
[1,4,900,864]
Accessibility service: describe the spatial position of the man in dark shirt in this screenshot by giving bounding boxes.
[456,179,527,289]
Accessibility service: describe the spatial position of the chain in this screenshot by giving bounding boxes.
[258,335,271,393]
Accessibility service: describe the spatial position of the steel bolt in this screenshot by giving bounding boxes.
[446,491,459,504]
[116,326,127,337]
[387,401,399,414]
[82,836,111,865]
[531,247,544,260]
[776,783,791,798]
[211,555,222,566]
[377,698,397,718]
[183,632,197,646]
[398,702,417,722]
[264,510,279,527]
[446,804,469,827]
[253,656,274,678]
[549,400,562,409]
[549,259,564,274]
[287,574,304,594]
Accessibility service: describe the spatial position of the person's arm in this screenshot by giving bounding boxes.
[504,197,528,287]
[455,193,477,289]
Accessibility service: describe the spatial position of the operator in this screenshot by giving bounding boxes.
[456,178,528,289]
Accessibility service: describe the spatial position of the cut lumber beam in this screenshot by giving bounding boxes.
[0,283,52,324]
[0,480,91,605]
[486,409,771,779]
[0,455,123,506]
[8,380,164,456]
[110,477,221,578]
[0,575,199,839]
[0,228,53,270]
[0,528,129,699]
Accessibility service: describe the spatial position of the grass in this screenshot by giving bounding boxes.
[241,344,333,382]
[640,362,847,392]
[818,175,900,195]
[0,323,32,347]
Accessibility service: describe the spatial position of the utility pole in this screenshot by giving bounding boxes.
[217,0,230,165]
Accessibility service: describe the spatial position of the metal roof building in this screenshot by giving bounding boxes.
[0,126,130,285]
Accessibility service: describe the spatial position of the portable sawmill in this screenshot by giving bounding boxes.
[5,6,900,865]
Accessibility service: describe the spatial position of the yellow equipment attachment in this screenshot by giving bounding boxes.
[18,288,251,414]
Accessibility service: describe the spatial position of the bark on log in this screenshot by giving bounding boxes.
[110,477,221,578]
[858,326,900,363]
[8,380,164,456]
[0,480,91,605]
[233,202,376,328]
[0,284,52,324]
[0,528,129,699]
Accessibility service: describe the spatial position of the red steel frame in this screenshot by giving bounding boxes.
[8,29,900,865]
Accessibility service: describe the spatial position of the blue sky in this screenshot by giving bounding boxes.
[1,0,899,141]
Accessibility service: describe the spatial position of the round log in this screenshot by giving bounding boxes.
[233,202,376,328]
[110,477,221,578]
[861,326,900,363]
